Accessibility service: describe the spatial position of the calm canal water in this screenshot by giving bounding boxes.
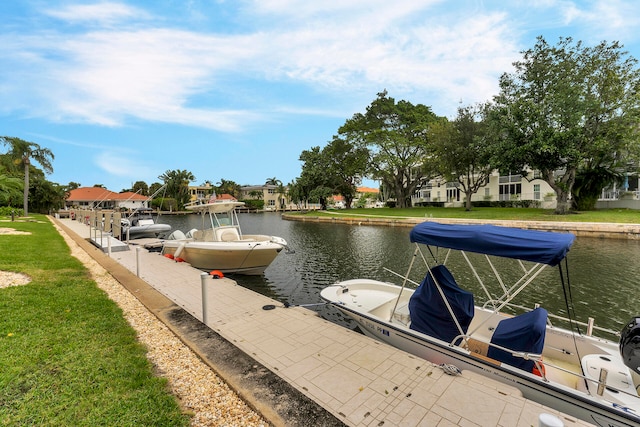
[157,213,640,334]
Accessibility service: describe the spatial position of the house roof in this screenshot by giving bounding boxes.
[66,187,148,202]
[214,193,237,201]
[357,186,379,194]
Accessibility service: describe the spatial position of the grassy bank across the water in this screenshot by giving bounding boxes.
[0,215,189,426]
[291,207,640,224]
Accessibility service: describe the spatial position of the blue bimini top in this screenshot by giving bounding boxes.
[409,222,575,267]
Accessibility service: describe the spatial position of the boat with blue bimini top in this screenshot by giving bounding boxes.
[161,199,291,275]
[321,221,640,427]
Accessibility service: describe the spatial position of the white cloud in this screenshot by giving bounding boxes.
[577,1,640,41]
[95,151,155,178]
[44,2,149,25]
[2,27,264,130]
[524,0,640,43]
[248,5,516,114]
[0,1,544,127]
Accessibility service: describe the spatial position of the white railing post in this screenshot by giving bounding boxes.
[136,247,141,277]
[587,317,595,336]
[201,273,209,324]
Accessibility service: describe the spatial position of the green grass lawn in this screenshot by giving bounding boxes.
[0,216,189,426]
[295,206,640,223]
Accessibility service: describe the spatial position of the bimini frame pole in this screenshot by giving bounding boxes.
[389,246,419,322]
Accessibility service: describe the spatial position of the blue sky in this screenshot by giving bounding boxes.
[1,1,639,192]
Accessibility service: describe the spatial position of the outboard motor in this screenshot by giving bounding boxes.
[620,317,640,373]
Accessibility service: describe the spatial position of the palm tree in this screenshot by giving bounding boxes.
[265,177,281,186]
[1,137,54,216]
[264,177,286,210]
[275,182,287,210]
[159,169,195,210]
[248,190,263,200]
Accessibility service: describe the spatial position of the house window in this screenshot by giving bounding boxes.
[416,189,430,200]
[499,174,522,201]
[533,184,540,200]
[499,184,521,200]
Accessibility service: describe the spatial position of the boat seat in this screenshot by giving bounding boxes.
[216,227,240,242]
[409,265,474,345]
[195,229,218,241]
[487,307,547,374]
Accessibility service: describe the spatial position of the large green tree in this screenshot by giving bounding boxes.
[0,136,54,216]
[0,174,23,207]
[298,146,333,209]
[323,136,369,209]
[131,181,149,196]
[29,176,66,213]
[149,182,164,197]
[297,136,369,209]
[490,37,640,214]
[338,91,441,208]
[432,103,494,211]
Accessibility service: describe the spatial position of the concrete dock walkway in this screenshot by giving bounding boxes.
[54,217,594,427]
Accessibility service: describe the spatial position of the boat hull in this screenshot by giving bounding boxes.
[162,240,283,275]
[125,224,171,239]
[321,280,640,427]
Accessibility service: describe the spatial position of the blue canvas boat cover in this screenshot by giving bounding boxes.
[409,222,575,266]
[409,264,474,344]
[487,307,548,373]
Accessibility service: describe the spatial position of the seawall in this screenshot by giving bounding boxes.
[283,213,640,240]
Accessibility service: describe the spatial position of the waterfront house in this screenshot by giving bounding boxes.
[65,187,149,211]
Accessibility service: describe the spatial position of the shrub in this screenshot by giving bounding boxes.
[242,199,264,210]
[0,207,23,217]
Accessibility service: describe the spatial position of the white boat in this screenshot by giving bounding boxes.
[121,208,171,239]
[320,222,640,427]
[161,200,290,275]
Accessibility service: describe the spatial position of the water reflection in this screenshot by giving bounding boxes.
[157,213,640,332]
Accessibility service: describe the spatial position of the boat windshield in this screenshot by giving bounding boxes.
[212,211,235,228]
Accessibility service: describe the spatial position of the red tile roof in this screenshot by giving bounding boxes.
[215,193,237,201]
[66,187,148,202]
[357,186,379,194]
